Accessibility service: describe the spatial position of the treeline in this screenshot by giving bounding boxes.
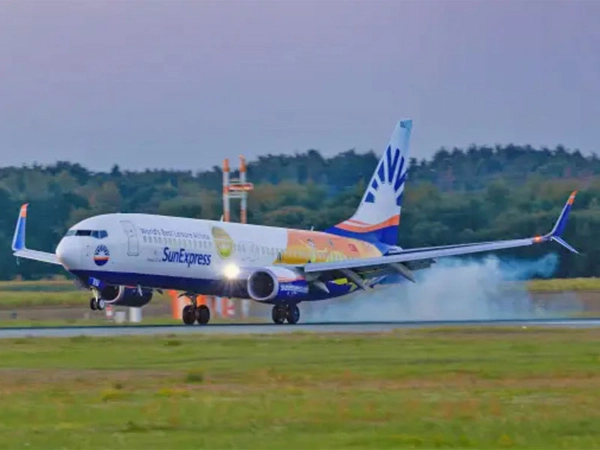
[0,144,598,280]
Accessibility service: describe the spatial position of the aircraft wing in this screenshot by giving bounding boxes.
[303,191,579,282]
[11,204,62,265]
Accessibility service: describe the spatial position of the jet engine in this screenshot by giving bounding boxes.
[246,267,309,303]
[98,285,154,307]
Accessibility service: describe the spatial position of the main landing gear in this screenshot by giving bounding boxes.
[271,304,300,325]
[89,297,106,311]
[89,289,105,311]
[181,294,211,326]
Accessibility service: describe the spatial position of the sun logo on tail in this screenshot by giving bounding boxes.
[364,145,406,206]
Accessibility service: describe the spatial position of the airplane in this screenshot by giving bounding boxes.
[10,119,579,325]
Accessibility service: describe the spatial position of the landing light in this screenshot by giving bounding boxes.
[224,263,240,280]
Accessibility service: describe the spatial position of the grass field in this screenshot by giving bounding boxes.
[1,277,600,309]
[0,282,171,308]
[0,328,598,448]
[0,316,255,328]
[527,277,600,292]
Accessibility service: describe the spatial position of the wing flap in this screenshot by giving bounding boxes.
[305,237,535,273]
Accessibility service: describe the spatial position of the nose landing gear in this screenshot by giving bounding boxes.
[271,304,300,325]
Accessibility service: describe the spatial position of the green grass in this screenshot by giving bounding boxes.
[0,278,75,291]
[1,277,600,309]
[0,328,598,448]
[0,316,256,328]
[528,277,600,292]
[0,289,171,308]
[3,277,600,294]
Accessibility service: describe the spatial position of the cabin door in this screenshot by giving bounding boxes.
[120,221,140,256]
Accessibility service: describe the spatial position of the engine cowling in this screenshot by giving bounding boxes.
[247,267,309,303]
[99,285,154,307]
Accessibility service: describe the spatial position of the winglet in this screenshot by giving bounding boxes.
[550,236,579,254]
[11,204,29,251]
[549,190,577,238]
[543,191,579,253]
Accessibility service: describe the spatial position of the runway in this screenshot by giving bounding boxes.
[0,317,599,338]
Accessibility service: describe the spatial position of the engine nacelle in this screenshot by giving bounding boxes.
[99,285,154,307]
[247,267,309,303]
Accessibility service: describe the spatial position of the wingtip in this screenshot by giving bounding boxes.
[20,203,29,218]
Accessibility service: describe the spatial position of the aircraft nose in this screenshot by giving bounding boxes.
[56,238,79,269]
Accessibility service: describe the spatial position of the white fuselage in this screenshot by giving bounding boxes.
[55,213,388,301]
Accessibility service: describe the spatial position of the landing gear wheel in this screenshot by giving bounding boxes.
[271,305,286,324]
[196,305,210,325]
[97,299,106,311]
[89,298,97,311]
[285,304,300,324]
[182,305,195,325]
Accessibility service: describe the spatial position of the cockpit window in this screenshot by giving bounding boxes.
[65,229,108,239]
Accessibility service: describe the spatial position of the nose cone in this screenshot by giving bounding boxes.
[56,238,79,269]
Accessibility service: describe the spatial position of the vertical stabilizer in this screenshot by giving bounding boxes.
[326,119,412,245]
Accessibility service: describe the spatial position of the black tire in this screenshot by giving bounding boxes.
[97,299,106,311]
[90,298,97,311]
[286,304,300,325]
[271,305,286,324]
[196,305,210,325]
[182,305,195,325]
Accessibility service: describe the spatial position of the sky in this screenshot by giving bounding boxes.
[0,0,599,172]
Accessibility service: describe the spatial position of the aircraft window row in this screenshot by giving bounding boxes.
[142,235,212,249]
[65,229,108,239]
[229,244,320,261]
[139,237,337,261]
[255,246,331,261]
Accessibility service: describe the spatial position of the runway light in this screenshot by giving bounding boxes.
[224,263,240,280]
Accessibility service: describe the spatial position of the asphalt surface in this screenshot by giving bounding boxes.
[0,318,599,338]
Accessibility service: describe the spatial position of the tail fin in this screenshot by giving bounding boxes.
[326,119,412,245]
